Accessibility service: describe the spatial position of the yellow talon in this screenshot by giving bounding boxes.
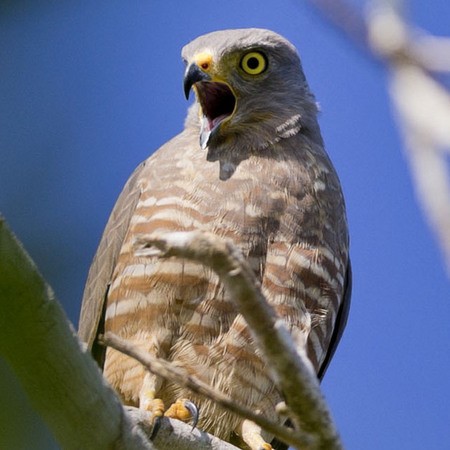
[149,398,165,422]
[164,398,199,429]
[140,389,165,423]
[165,398,192,421]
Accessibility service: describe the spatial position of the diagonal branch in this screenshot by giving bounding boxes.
[125,406,239,450]
[134,230,343,449]
[368,3,450,273]
[0,214,153,450]
[305,0,450,274]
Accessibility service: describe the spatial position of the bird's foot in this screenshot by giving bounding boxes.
[140,389,165,424]
[140,391,199,438]
[165,398,199,429]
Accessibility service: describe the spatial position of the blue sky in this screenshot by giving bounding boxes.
[0,1,449,449]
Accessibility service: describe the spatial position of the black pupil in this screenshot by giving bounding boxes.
[247,57,260,69]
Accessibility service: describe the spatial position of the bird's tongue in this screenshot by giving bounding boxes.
[200,114,230,149]
[199,117,212,149]
[194,81,236,149]
[208,114,230,131]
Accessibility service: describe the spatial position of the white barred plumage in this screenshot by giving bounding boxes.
[78,28,351,449]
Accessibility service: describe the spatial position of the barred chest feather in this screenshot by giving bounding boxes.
[102,130,348,440]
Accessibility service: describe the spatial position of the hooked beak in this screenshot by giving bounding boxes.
[184,63,209,99]
[183,63,236,149]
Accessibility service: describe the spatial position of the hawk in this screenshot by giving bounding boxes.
[79,28,351,450]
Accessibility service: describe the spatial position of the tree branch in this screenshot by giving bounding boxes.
[304,0,450,274]
[134,230,343,449]
[125,406,239,450]
[0,214,153,449]
[368,3,450,272]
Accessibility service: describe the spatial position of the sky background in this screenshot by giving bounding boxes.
[0,1,449,449]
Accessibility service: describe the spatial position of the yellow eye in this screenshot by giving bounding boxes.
[240,51,267,75]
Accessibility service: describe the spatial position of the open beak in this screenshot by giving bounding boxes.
[184,63,236,149]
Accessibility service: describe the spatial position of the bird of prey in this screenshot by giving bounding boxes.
[79,28,351,450]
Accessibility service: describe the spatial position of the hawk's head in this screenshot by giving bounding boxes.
[181,28,321,156]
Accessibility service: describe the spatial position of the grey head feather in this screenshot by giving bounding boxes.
[182,28,299,63]
[182,28,323,179]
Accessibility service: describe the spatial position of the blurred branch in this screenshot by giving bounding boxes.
[135,230,343,449]
[369,4,450,270]
[0,214,152,449]
[305,0,450,274]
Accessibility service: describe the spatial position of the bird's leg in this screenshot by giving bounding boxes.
[139,372,198,429]
[138,373,165,424]
[165,398,199,429]
[240,419,272,450]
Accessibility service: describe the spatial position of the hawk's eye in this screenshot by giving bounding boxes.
[240,51,267,75]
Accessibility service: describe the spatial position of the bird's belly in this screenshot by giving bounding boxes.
[102,250,247,395]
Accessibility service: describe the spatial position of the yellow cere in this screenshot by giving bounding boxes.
[240,51,267,75]
[194,52,213,72]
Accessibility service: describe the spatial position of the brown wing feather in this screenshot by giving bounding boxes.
[318,259,352,380]
[78,162,145,360]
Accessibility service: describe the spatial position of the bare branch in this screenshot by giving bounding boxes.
[368,3,450,273]
[126,406,239,450]
[410,36,450,73]
[134,230,343,449]
[369,3,450,73]
[0,214,153,449]
[305,0,450,274]
[388,65,450,268]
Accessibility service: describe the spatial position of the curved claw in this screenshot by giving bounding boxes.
[184,400,199,430]
[149,415,161,440]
